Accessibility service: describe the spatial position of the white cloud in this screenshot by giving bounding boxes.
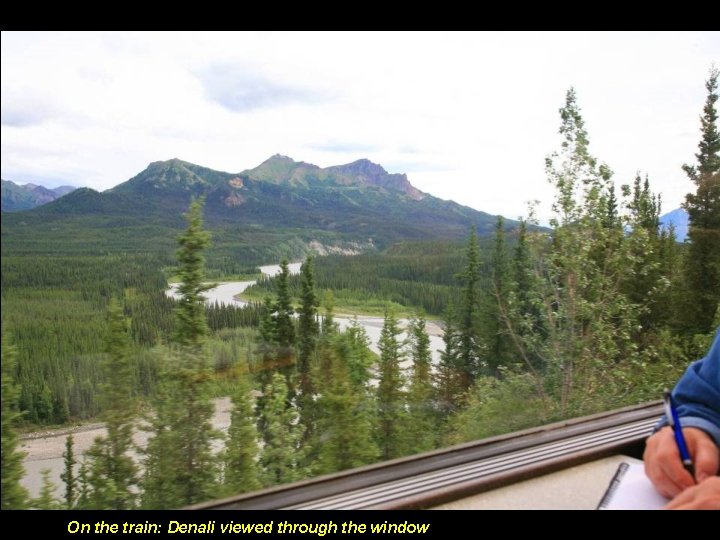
[1,31,718,221]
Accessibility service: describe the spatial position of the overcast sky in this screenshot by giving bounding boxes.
[2,31,718,221]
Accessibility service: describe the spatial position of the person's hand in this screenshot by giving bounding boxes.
[664,476,720,510]
[644,426,719,498]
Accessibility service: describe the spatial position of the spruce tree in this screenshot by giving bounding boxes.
[76,461,91,509]
[603,183,620,229]
[376,310,407,460]
[259,373,304,486]
[85,298,139,509]
[342,319,375,389]
[485,216,513,375]
[624,174,667,335]
[223,377,261,495]
[143,350,221,508]
[321,291,337,336]
[1,331,28,509]
[274,259,295,348]
[513,220,531,302]
[405,315,437,454]
[259,296,278,346]
[628,174,660,231]
[683,67,720,181]
[313,339,378,474]
[254,296,278,389]
[173,198,213,351]
[141,381,186,509]
[456,226,484,391]
[60,435,77,509]
[656,224,682,328]
[143,199,219,508]
[435,309,462,416]
[682,67,720,334]
[507,219,545,371]
[255,296,279,386]
[304,318,374,459]
[297,256,319,401]
[33,469,60,509]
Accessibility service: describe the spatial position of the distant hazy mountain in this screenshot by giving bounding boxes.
[1,179,77,212]
[51,185,78,197]
[2,156,520,263]
[659,207,689,242]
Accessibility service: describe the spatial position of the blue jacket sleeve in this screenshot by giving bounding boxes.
[666,329,720,447]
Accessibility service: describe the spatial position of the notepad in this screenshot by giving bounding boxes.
[597,462,670,510]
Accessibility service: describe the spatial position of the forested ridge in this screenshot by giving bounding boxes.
[1,152,515,270]
[2,70,718,509]
[246,240,474,316]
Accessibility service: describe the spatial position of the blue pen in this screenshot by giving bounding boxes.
[663,389,695,480]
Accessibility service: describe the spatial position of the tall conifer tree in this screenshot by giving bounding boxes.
[456,226,484,391]
[297,256,319,401]
[85,298,139,509]
[1,331,28,509]
[259,373,304,486]
[60,435,77,509]
[274,259,295,348]
[173,198,213,352]
[435,310,462,416]
[143,199,219,508]
[682,68,720,333]
[486,216,513,374]
[313,336,378,474]
[33,469,60,509]
[376,310,406,460]
[223,377,261,495]
[405,314,436,453]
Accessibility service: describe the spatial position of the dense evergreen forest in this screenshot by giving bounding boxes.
[2,70,719,509]
[246,240,476,316]
[1,253,262,424]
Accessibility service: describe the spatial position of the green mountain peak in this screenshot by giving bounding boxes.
[3,155,516,260]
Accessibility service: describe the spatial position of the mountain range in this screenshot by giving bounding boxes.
[1,179,76,212]
[1,156,512,264]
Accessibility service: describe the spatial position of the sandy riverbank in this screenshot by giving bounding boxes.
[20,397,233,498]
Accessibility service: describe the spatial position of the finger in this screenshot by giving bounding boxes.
[665,479,720,510]
[650,433,696,496]
[664,499,685,510]
[659,454,696,492]
[692,436,720,483]
[644,429,682,497]
[664,486,697,510]
[646,455,683,498]
[665,500,693,510]
[654,466,686,498]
